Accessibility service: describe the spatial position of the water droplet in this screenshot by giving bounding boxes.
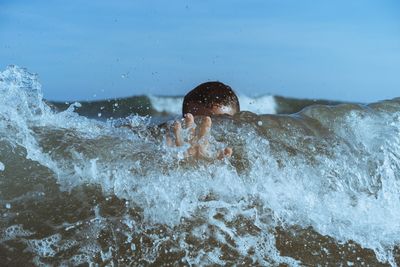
[121,72,129,79]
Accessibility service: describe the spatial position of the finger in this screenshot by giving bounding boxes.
[184,113,196,141]
[217,147,233,160]
[173,121,183,146]
[198,116,212,140]
[184,113,194,128]
[165,128,173,146]
[185,144,200,158]
[224,147,233,157]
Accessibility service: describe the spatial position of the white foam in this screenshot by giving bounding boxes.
[2,65,400,266]
[238,95,276,114]
[27,234,62,258]
[148,95,183,114]
[0,161,4,171]
[1,224,34,241]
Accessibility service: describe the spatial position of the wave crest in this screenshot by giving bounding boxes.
[1,66,400,266]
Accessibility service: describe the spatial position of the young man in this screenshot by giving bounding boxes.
[169,81,240,160]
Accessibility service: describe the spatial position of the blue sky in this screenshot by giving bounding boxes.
[1,0,399,102]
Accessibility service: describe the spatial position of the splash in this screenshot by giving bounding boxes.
[1,66,400,266]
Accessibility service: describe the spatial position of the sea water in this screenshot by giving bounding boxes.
[148,94,277,115]
[1,65,400,266]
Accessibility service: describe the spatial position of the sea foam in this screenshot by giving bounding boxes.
[1,66,400,266]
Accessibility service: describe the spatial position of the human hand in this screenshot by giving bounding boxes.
[166,113,232,160]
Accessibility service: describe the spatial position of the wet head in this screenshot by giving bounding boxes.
[182,81,240,116]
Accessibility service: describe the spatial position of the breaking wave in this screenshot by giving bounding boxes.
[1,65,400,266]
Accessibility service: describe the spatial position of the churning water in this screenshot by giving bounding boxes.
[1,66,400,266]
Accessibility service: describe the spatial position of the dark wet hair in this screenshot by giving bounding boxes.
[182,81,240,115]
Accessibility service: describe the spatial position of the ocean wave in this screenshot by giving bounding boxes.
[1,65,400,266]
[47,90,341,119]
[148,94,277,115]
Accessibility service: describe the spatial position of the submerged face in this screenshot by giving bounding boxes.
[185,103,237,116]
